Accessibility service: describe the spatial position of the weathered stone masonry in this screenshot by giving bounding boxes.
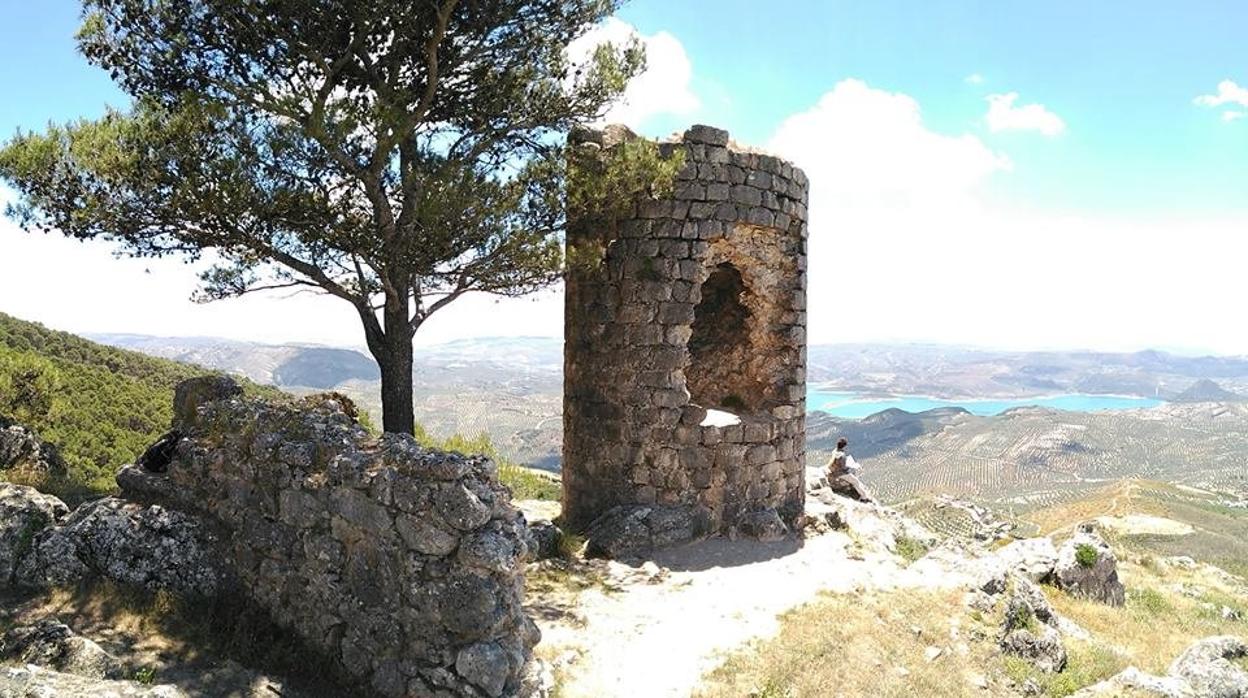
[108,378,538,698]
[563,124,810,536]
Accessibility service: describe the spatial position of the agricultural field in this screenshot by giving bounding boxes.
[812,403,1248,512]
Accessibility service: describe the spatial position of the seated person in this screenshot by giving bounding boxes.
[825,437,873,503]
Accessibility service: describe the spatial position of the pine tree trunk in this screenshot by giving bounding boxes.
[376,336,415,435]
[372,297,416,435]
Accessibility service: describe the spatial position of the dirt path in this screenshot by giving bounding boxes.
[530,505,987,698]
[534,532,881,697]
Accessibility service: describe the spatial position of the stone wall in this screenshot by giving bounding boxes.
[116,378,538,698]
[563,124,810,537]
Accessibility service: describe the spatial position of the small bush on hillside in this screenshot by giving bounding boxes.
[1127,587,1173,617]
[1075,543,1099,568]
[894,535,930,564]
[1005,602,1037,633]
[1002,640,1126,697]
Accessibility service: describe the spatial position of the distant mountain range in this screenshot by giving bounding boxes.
[89,332,1248,479]
[92,333,1248,398]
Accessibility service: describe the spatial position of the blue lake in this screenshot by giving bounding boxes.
[807,389,1163,419]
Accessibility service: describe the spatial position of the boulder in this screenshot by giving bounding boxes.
[0,483,67,585]
[584,505,706,559]
[1000,625,1068,673]
[0,415,66,477]
[0,619,124,680]
[1071,666,1194,697]
[1168,636,1248,698]
[1054,524,1125,606]
[735,508,790,542]
[996,537,1059,583]
[0,664,186,697]
[999,577,1067,673]
[14,497,232,596]
[525,521,563,561]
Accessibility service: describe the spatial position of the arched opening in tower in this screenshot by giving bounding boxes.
[687,262,760,413]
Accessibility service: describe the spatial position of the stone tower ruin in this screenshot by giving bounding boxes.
[563,124,810,538]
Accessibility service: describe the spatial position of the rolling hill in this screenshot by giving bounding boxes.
[0,312,279,498]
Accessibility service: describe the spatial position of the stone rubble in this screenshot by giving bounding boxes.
[0,619,124,680]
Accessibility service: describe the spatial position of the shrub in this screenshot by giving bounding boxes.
[1075,543,1099,568]
[894,535,930,564]
[1127,587,1172,617]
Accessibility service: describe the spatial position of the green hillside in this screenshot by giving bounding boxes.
[0,311,281,499]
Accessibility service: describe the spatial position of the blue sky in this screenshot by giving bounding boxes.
[615,0,1248,215]
[1,1,1247,353]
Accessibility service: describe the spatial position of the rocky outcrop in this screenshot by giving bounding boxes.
[734,508,790,541]
[1074,636,1248,697]
[806,487,937,554]
[0,415,66,477]
[1169,636,1248,697]
[525,521,563,561]
[14,497,232,596]
[1054,524,1126,606]
[998,578,1068,673]
[995,537,1059,583]
[108,377,538,698]
[0,620,124,680]
[584,504,708,559]
[0,483,67,585]
[0,665,186,697]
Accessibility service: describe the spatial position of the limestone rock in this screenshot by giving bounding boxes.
[996,538,1059,583]
[0,415,67,477]
[1071,666,1195,698]
[0,483,68,585]
[1000,625,1067,673]
[808,489,937,554]
[1054,525,1125,606]
[0,664,186,697]
[584,505,705,559]
[525,521,563,561]
[0,619,124,680]
[172,375,242,431]
[735,508,790,541]
[14,497,231,596]
[1168,635,1248,697]
[999,577,1067,673]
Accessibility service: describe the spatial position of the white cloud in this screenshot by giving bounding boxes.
[770,79,1010,211]
[766,80,1248,354]
[964,73,984,85]
[985,92,1066,136]
[1223,110,1247,123]
[566,18,699,129]
[1194,79,1248,108]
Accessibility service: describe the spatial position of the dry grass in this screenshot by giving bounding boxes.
[3,580,366,696]
[1045,560,1248,676]
[1002,639,1127,697]
[696,588,1005,698]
